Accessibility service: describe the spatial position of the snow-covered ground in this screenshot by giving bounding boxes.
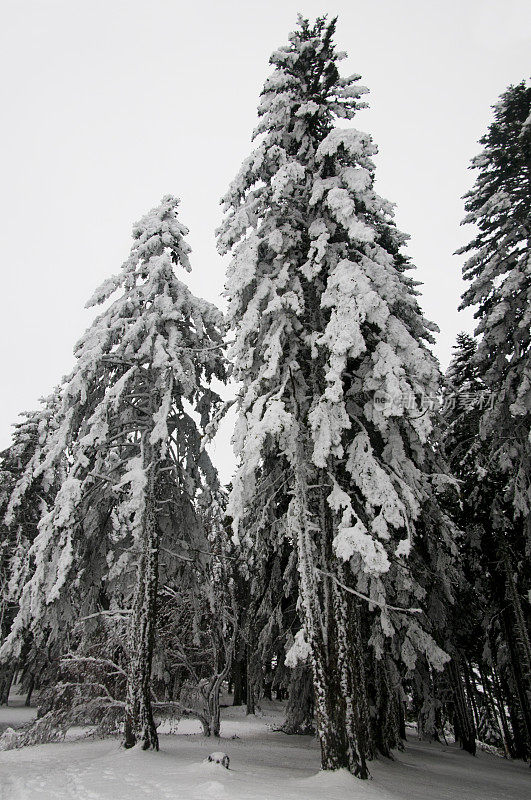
[0,698,529,800]
[0,696,36,735]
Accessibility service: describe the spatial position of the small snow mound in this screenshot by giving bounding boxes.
[205,751,230,768]
[0,727,21,751]
[299,768,396,800]
[193,779,228,799]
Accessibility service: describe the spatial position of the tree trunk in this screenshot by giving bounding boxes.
[206,641,233,737]
[372,654,399,757]
[491,512,531,760]
[463,659,481,732]
[206,679,221,737]
[281,663,314,734]
[415,665,439,743]
[291,454,369,777]
[448,658,476,755]
[397,695,407,741]
[0,665,15,705]
[478,663,506,748]
[501,565,531,760]
[232,656,246,706]
[246,640,256,715]
[123,444,160,751]
[333,567,372,766]
[492,664,515,758]
[25,674,35,707]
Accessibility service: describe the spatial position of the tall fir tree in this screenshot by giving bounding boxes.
[217,16,454,776]
[456,81,531,758]
[0,196,226,749]
[458,80,531,525]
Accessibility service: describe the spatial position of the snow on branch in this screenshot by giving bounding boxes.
[315,568,422,614]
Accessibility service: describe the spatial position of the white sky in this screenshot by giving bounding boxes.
[0,0,529,481]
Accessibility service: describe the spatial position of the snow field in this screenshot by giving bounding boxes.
[0,702,529,800]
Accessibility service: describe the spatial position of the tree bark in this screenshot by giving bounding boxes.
[232,656,246,706]
[246,639,256,715]
[489,510,531,760]
[123,442,160,751]
[25,673,35,707]
[281,663,314,734]
[478,663,506,748]
[463,659,481,731]
[372,654,399,757]
[397,695,407,741]
[501,560,531,760]
[333,567,372,767]
[448,657,476,755]
[0,665,15,705]
[291,453,369,777]
[492,663,515,758]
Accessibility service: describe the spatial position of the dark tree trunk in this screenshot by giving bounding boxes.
[206,677,222,737]
[281,663,314,734]
[478,663,507,750]
[414,664,439,743]
[372,655,399,757]
[246,663,256,716]
[500,598,531,760]
[397,696,407,741]
[506,693,527,760]
[449,658,476,755]
[245,629,258,715]
[490,516,531,760]
[232,656,246,706]
[25,674,35,707]
[492,665,516,758]
[123,447,160,751]
[0,665,15,705]
[463,659,481,731]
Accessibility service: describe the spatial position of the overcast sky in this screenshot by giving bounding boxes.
[1,0,529,480]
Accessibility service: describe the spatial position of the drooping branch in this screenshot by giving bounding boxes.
[316,569,423,614]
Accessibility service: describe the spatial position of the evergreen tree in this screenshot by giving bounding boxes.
[0,196,226,749]
[456,81,531,759]
[443,332,531,759]
[458,81,531,524]
[443,333,485,491]
[218,16,454,776]
[0,398,62,704]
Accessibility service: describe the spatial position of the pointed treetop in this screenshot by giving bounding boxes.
[253,15,368,148]
[86,195,192,309]
[445,332,481,391]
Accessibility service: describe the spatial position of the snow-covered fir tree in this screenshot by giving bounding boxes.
[0,397,63,705]
[0,196,227,750]
[217,16,455,777]
[456,81,531,759]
